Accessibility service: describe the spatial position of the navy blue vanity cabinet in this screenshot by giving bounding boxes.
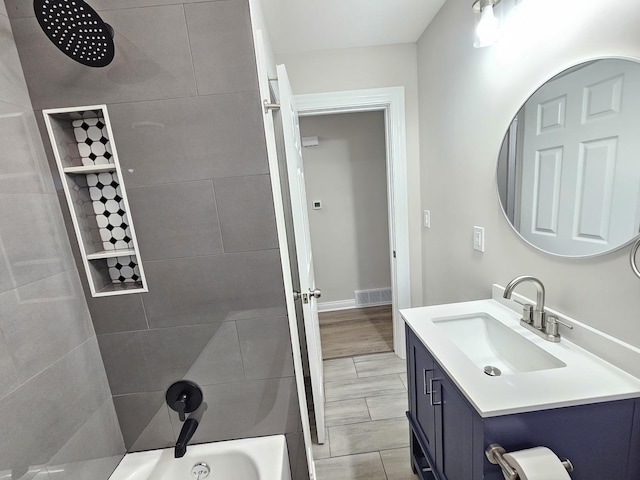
[406,325,640,480]
[407,326,474,479]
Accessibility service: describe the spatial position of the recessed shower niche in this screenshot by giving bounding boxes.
[43,105,148,297]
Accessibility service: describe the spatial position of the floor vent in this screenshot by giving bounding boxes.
[355,288,392,307]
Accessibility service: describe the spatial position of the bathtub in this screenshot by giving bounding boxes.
[108,435,291,480]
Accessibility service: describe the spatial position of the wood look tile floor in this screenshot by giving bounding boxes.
[313,352,417,480]
[319,306,393,359]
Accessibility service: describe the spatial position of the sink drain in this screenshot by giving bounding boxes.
[484,365,502,376]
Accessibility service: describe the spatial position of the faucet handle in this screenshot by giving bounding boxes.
[545,316,574,336]
[521,303,533,324]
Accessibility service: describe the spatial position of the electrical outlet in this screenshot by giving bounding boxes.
[473,226,485,252]
[423,210,431,228]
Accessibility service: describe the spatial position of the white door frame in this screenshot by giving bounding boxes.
[295,87,410,359]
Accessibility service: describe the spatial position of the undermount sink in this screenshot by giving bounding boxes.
[432,313,566,375]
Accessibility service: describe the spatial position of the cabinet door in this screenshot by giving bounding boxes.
[433,366,474,480]
[414,340,437,462]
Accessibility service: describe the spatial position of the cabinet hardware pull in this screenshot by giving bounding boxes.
[429,378,442,406]
[423,368,433,395]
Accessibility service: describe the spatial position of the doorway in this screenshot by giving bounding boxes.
[295,87,411,361]
[299,111,394,359]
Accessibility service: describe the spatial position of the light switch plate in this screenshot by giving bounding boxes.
[473,226,485,252]
[423,210,431,228]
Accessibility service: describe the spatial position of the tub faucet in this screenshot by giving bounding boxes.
[175,417,199,458]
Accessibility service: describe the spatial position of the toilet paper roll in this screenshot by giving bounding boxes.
[503,447,571,480]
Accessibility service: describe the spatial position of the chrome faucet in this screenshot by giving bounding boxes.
[503,276,572,342]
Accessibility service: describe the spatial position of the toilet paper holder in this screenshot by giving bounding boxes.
[485,444,574,480]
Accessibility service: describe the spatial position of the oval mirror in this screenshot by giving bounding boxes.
[497,58,640,257]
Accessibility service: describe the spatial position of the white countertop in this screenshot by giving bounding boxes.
[401,299,640,418]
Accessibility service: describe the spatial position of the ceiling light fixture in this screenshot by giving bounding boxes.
[473,0,502,48]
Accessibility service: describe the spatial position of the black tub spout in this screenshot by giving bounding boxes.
[175,418,198,458]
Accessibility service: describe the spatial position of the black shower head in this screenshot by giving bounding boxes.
[33,0,115,67]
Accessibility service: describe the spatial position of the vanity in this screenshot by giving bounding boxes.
[402,289,640,480]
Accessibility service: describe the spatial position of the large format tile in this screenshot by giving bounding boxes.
[328,418,409,457]
[48,398,124,467]
[0,330,19,399]
[97,331,151,395]
[109,93,268,188]
[0,337,111,470]
[0,271,93,382]
[184,1,258,95]
[0,15,31,108]
[0,193,74,292]
[214,175,279,252]
[315,452,387,480]
[11,6,196,109]
[325,374,406,402]
[323,357,358,382]
[113,391,176,451]
[142,250,286,328]
[174,377,300,443]
[127,181,223,261]
[142,322,244,390]
[86,293,148,335]
[325,398,370,427]
[237,316,294,380]
[380,447,418,480]
[366,393,408,421]
[311,428,331,460]
[354,352,407,378]
[0,103,55,194]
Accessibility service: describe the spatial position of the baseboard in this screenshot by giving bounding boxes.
[317,299,356,312]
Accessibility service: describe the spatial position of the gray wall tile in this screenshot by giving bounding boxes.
[0,14,124,480]
[0,271,93,382]
[237,316,294,380]
[11,6,197,109]
[127,181,223,261]
[0,103,55,194]
[48,398,124,466]
[0,194,74,292]
[142,322,244,390]
[214,175,279,252]
[142,250,286,328]
[86,293,148,335]
[113,392,175,450]
[0,330,19,399]
[0,15,30,108]
[0,338,112,470]
[184,1,258,95]
[97,332,151,395]
[169,377,299,444]
[108,94,269,188]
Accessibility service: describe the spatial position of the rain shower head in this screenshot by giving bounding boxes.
[34,0,115,67]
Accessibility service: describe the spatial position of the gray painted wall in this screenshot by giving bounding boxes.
[299,112,391,303]
[0,4,125,479]
[5,0,307,477]
[417,0,640,347]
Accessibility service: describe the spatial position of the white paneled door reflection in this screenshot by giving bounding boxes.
[518,59,640,256]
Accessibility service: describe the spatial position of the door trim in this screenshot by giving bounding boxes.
[294,87,411,358]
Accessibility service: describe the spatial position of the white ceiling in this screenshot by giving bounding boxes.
[260,0,447,55]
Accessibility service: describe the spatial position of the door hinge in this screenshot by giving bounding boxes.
[393,250,397,258]
[263,100,280,114]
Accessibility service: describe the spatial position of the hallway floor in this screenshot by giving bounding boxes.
[312,352,417,480]
[319,306,394,359]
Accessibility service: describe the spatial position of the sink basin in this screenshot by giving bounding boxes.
[432,313,566,375]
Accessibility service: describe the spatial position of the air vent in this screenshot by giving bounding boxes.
[355,288,392,307]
